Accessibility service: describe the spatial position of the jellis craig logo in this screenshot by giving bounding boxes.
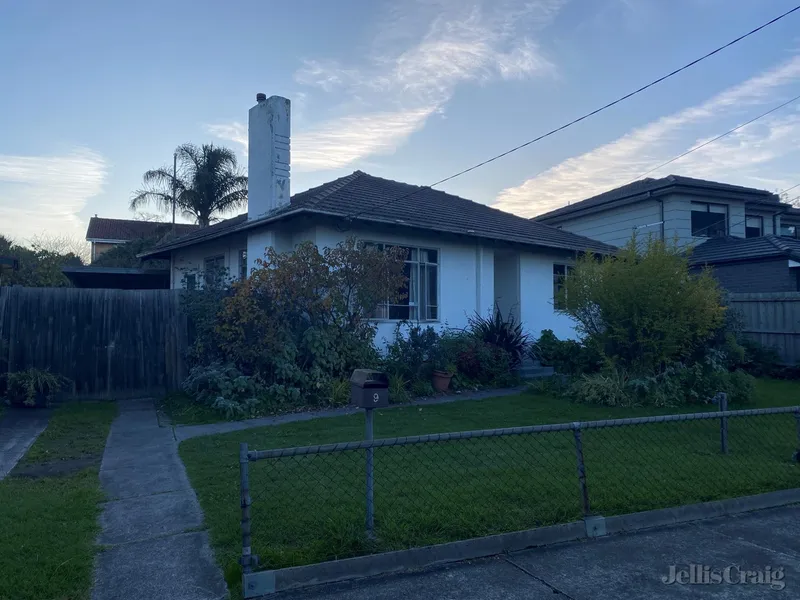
[662,564,785,590]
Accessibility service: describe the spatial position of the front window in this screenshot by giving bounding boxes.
[691,202,728,237]
[553,264,574,311]
[203,255,225,287]
[781,223,798,238]
[238,249,247,280]
[369,243,438,321]
[745,215,763,238]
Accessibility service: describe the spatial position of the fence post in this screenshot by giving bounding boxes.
[239,442,253,575]
[572,423,591,517]
[365,408,375,539]
[718,392,729,455]
[794,409,800,461]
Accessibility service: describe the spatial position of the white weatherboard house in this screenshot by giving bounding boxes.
[141,95,614,344]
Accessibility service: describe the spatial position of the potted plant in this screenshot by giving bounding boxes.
[430,341,457,392]
[4,368,69,407]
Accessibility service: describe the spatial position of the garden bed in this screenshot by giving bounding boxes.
[0,401,117,600]
[179,378,800,597]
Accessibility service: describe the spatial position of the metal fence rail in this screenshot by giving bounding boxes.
[238,403,800,584]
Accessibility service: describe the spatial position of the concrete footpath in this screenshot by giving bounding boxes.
[0,407,50,480]
[91,398,227,600]
[174,386,527,442]
[277,505,800,599]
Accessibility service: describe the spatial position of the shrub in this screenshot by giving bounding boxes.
[4,368,69,407]
[467,309,528,368]
[736,338,784,378]
[328,378,351,407]
[570,370,632,407]
[382,325,441,381]
[181,363,265,418]
[530,329,603,376]
[388,373,411,403]
[560,235,725,376]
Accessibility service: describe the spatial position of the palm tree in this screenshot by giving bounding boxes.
[130,143,247,227]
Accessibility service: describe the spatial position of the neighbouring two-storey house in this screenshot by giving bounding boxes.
[139,94,615,344]
[534,176,800,292]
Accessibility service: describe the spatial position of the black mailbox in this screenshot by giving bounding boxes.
[350,369,389,408]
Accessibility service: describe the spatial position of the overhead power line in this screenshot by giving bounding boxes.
[347,5,800,222]
[629,93,800,183]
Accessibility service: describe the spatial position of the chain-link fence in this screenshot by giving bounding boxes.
[238,405,800,576]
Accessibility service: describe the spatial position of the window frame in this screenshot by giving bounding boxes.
[553,263,574,311]
[238,249,247,280]
[745,215,763,239]
[364,241,440,322]
[690,202,728,238]
[203,255,226,287]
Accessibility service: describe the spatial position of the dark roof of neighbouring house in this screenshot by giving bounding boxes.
[688,235,800,266]
[61,266,170,289]
[534,175,781,222]
[86,217,199,241]
[140,171,617,258]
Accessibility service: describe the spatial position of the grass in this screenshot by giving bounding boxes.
[157,392,223,426]
[180,377,800,594]
[0,401,117,600]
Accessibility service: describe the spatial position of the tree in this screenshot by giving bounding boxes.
[130,143,247,227]
[0,235,83,287]
[28,233,91,265]
[559,235,725,376]
[92,236,168,269]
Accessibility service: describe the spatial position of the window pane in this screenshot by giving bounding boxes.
[427,265,438,308]
[709,204,727,214]
[780,224,797,238]
[389,304,411,320]
[690,202,708,212]
[423,249,438,263]
[553,264,566,276]
[419,264,428,320]
[691,210,726,237]
[428,305,438,320]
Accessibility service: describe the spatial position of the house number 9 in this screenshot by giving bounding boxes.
[373,393,379,403]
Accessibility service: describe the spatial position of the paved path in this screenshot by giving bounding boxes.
[278,505,800,599]
[0,407,50,480]
[91,398,227,600]
[174,386,528,442]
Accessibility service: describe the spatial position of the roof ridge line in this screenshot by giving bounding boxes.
[307,171,365,206]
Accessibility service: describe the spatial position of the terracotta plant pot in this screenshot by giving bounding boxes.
[431,370,453,392]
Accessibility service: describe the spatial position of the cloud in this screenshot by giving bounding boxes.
[494,56,800,216]
[0,148,107,240]
[209,0,565,172]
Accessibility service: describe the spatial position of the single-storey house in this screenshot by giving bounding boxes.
[534,175,800,248]
[140,94,615,343]
[689,235,800,293]
[86,216,198,262]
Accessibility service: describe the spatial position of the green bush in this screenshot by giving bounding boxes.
[530,329,603,376]
[181,363,265,419]
[570,370,632,407]
[4,368,70,407]
[388,373,411,403]
[560,235,725,376]
[382,325,441,381]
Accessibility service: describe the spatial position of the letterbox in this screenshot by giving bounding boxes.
[350,369,389,408]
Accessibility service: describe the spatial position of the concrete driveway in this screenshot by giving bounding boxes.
[275,505,800,599]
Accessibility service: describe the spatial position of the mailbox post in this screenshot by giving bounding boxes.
[350,369,389,539]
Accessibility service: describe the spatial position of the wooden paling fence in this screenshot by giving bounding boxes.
[728,292,800,365]
[0,287,189,398]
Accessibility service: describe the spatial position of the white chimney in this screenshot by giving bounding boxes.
[248,94,290,220]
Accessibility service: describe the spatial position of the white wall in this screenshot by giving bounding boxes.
[558,199,661,247]
[171,234,247,288]
[494,252,520,322]
[519,252,577,340]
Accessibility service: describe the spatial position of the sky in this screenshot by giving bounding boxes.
[2,0,800,243]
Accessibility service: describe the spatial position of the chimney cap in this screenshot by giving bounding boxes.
[256,93,267,102]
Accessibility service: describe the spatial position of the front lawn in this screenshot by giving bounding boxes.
[0,401,117,600]
[179,378,800,594]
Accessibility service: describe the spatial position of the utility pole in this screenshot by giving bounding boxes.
[172,151,177,236]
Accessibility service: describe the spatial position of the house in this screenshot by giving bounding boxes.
[688,235,800,293]
[86,217,198,262]
[533,175,800,248]
[140,94,615,343]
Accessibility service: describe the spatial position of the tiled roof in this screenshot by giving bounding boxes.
[535,175,780,222]
[143,171,617,257]
[688,235,800,266]
[86,217,198,241]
